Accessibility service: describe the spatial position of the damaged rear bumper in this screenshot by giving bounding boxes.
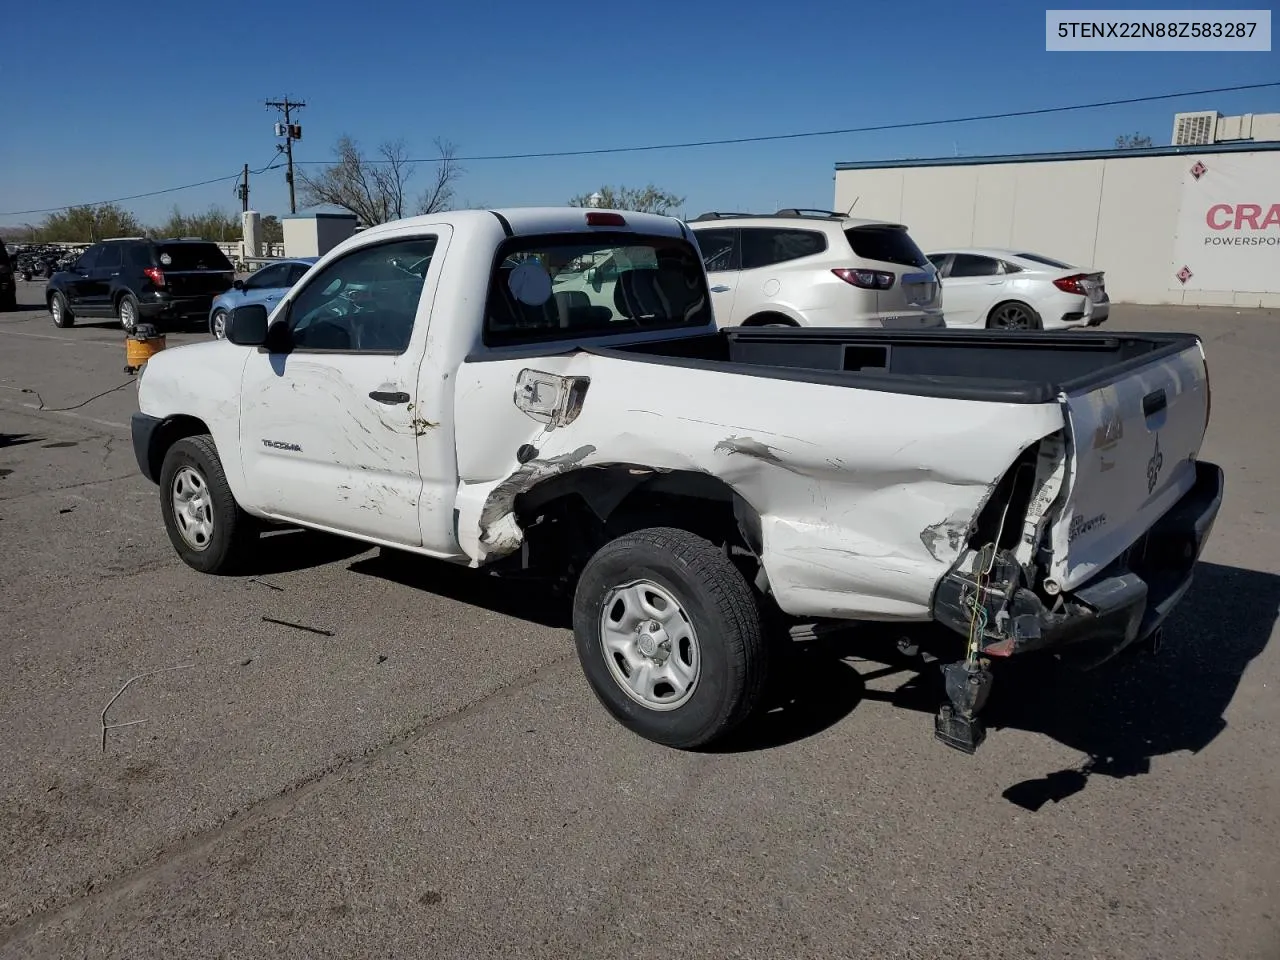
[932,460,1224,661]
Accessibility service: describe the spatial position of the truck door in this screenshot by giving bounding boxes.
[237,231,448,546]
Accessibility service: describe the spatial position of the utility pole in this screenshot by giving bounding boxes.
[264,97,306,214]
[236,163,250,213]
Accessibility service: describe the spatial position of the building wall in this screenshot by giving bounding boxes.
[834,149,1280,307]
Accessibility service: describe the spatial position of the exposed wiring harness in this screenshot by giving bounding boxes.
[964,485,1019,667]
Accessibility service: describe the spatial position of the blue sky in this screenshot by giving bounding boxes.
[1,0,1275,228]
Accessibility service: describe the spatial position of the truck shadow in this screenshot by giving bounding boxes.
[737,560,1275,808]
[347,549,573,628]
[342,549,1276,803]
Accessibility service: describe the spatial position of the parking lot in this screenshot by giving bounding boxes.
[1,277,1277,959]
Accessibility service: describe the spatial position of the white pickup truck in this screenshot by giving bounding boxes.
[130,207,1224,753]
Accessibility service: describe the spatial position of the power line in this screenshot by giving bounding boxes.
[4,80,1276,216]
[2,174,242,217]
[367,81,1280,164]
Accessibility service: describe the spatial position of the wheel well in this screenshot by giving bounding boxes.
[740,312,799,327]
[148,415,211,482]
[987,299,1040,322]
[513,467,761,580]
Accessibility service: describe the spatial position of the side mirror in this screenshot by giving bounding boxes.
[225,303,270,346]
[232,279,245,291]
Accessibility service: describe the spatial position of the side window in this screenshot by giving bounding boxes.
[126,244,154,268]
[287,262,311,286]
[74,246,102,272]
[695,229,738,273]
[97,244,123,270]
[740,228,827,270]
[948,254,1002,278]
[245,263,290,290]
[927,254,950,274]
[286,238,437,353]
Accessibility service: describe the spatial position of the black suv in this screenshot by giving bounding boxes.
[0,243,16,311]
[46,238,235,332]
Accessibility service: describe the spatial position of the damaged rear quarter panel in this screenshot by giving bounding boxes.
[452,352,1064,620]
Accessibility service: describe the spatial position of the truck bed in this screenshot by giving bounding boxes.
[599,328,1199,404]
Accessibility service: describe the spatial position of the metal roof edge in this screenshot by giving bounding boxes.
[834,140,1280,171]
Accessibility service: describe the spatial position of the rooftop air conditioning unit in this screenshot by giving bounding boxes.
[1172,111,1219,146]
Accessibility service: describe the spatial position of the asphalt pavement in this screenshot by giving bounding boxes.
[1,280,1277,959]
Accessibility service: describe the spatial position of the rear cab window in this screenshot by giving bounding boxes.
[844,227,929,269]
[484,233,713,347]
[155,243,234,272]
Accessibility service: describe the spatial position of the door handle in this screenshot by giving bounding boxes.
[369,390,410,405]
[710,285,731,293]
[111,272,121,277]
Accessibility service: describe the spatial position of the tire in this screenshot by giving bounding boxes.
[210,308,228,339]
[117,293,140,334]
[50,292,74,328]
[572,527,768,749]
[0,292,16,313]
[158,435,258,575]
[743,313,798,328]
[987,301,1041,330]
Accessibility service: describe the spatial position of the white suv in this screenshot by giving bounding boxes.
[688,209,943,329]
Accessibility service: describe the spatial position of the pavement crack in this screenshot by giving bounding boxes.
[0,473,137,503]
[0,652,576,948]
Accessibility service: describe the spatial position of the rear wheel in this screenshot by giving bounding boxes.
[159,435,258,574]
[210,309,228,339]
[50,292,74,328]
[118,294,140,334]
[987,301,1041,330]
[572,527,768,749]
[742,313,798,328]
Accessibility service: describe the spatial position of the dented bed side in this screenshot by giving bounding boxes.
[450,350,1066,621]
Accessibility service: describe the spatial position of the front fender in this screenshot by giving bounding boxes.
[137,341,250,502]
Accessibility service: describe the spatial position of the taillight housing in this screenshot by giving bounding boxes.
[832,268,894,290]
[1052,273,1088,295]
[143,266,165,287]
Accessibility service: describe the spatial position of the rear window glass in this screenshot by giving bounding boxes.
[845,227,928,268]
[1015,252,1074,269]
[155,243,233,271]
[484,233,712,347]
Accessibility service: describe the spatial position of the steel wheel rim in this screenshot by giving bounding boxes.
[171,465,214,551]
[599,579,701,711]
[992,305,1030,329]
[212,311,227,339]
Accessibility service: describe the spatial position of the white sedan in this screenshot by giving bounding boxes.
[926,248,1109,331]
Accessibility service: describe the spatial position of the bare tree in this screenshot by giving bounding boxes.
[568,184,685,215]
[298,136,463,226]
[1115,132,1154,149]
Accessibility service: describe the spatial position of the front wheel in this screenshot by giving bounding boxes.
[50,292,74,327]
[210,308,228,339]
[158,435,258,574]
[573,527,768,749]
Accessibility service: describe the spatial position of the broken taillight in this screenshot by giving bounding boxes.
[832,268,894,290]
[143,266,166,287]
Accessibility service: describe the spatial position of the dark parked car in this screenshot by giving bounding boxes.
[0,244,16,311]
[46,238,235,332]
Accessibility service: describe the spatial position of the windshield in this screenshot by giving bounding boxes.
[484,234,712,346]
[155,243,234,271]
